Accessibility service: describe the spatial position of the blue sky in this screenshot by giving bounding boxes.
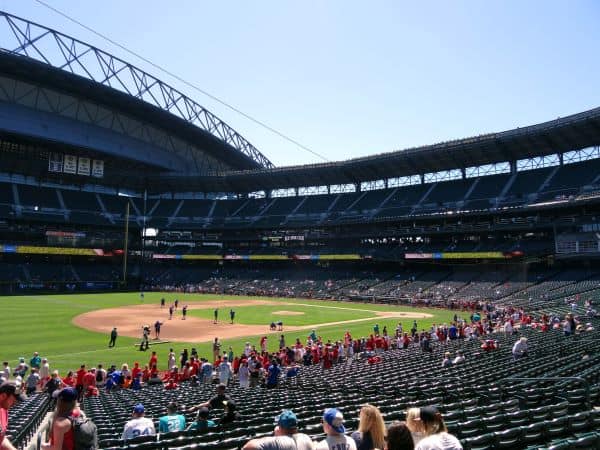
[1,1,599,167]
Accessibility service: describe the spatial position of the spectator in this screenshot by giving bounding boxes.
[413,406,462,450]
[45,371,62,397]
[512,337,528,360]
[1,363,9,383]
[242,410,313,450]
[39,359,50,387]
[452,351,465,365]
[266,359,281,388]
[42,387,94,450]
[405,408,425,445]
[420,335,432,353]
[220,399,240,428]
[218,357,232,385]
[75,365,86,400]
[351,404,386,450]
[0,382,26,450]
[158,401,186,433]
[191,383,231,411]
[441,353,452,368]
[30,352,41,370]
[62,371,75,388]
[385,421,415,450]
[200,359,213,384]
[238,361,250,388]
[186,407,216,433]
[285,363,299,385]
[315,408,357,450]
[13,358,28,378]
[122,404,156,441]
[25,368,40,395]
[95,364,107,387]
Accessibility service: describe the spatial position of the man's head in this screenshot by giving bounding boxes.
[275,410,298,434]
[0,382,26,409]
[166,401,178,414]
[196,406,210,421]
[323,408,345,435]
[216,383,227,394]
[133,403,145,417]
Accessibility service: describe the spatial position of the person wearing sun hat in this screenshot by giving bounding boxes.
[242,410,313,450]
[122,403,156,441]
[315,408,357,450]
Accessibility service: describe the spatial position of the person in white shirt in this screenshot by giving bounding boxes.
[238,361,250,388]
[512,337,528,360]
[314,408,357,450]
[452,351,465,365]
[2,362,10,381]
[122,404,156,441]
[218,357,232,385]
[39,359,50,387]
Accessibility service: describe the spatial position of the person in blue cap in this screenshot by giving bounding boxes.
[315,408,357,450]
[122,403,155,441]
[242,410,313,450]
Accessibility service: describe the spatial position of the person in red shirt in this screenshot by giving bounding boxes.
[42,387,87,450]
[131,362,142,380]
[0,382,26,450]
[164,379,178,390]
[149,352,158,369]
[75,365,87,401]
[142,365,151,382]
[402,333,411,349]
[322,348,332,369]
[62,371,75,387]
[82,368,96,392]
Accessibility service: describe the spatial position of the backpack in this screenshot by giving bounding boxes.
[68,416,98,450]
[95,370,103,383]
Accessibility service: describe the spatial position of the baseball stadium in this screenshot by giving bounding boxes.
[0,8,599,450]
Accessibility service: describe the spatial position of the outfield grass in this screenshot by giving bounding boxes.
[0,292,457,374]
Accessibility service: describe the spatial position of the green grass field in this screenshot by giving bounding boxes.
[0,292,457,373]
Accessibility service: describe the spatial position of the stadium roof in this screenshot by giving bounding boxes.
[0,11,274,172]
[149,106,600,193]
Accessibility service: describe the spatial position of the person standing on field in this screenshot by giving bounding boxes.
[109,328,118,347]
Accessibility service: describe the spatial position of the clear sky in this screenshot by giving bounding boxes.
[1,0,599,168]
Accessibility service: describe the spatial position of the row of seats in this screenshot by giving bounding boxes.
[3,158,600,227]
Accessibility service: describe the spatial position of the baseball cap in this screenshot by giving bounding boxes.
[0,382,26,402]
[276,410,298,429]
[57,387,77,402]
[323,408,345,433]
[133,403,145,414]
